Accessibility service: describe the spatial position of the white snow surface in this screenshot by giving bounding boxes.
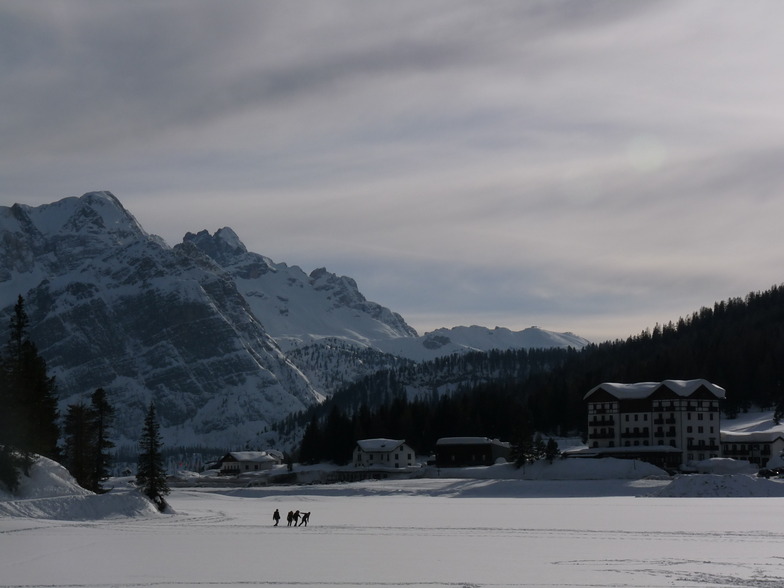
[0,456,160,520]
[5,455,784,586]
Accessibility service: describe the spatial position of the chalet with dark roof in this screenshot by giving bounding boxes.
[434,437,511,467]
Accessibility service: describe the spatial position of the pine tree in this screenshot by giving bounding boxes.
[1,295,59,458]
[63,402,95,490]
[298,414,322,464]
[90,388,115,492]
[136,402,169,511]
[62,389,115,493]
[0,295,58,493]
[545,438,560,463]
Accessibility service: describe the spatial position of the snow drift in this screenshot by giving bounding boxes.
[0,456,162,520]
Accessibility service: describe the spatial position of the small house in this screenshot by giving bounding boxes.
[435,437,511,467]
[353,438,416,469]
[219,451,282,475]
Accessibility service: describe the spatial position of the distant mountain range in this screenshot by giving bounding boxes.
[0,192,589,449]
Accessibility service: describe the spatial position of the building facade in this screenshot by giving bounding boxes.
[721,432,784,468]
[218,450,283,475]
[434,437,511,467]
[353,438,416,469]
[584,379,725,468]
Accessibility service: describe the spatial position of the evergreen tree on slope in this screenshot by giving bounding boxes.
[136,402,169,511]
[2,295,59,458]
[62,389,116,493]
[0,295,59,493]
[90,388,115,492]
[63,402,95,491]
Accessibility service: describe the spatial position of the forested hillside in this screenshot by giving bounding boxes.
[282,284,784,462]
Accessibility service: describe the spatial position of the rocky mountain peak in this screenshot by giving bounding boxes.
[183,227,248,265]
[0,191,590,451]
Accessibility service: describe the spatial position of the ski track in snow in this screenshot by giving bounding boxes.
[6,514,784,587]
[6,472,784,588]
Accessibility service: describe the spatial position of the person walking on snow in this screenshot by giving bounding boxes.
[273,509,280,526]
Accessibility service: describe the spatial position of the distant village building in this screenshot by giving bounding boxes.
[434,437,511,467]
[353,439,416,468]
[218,451,283,475]
[581,379,725,469]
[721,432,784,467]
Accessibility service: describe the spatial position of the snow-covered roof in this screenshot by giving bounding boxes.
[721,431,784,443]
[223,451,280,463]
[356,439,406,452]
[584,379,726,401]
[436,437,510,447]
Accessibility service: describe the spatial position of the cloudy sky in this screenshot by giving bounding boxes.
[3,1,784,342]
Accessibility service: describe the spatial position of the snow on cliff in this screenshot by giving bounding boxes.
[0,192,590,450]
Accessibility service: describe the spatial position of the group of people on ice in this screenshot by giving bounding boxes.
[273,508,310,527]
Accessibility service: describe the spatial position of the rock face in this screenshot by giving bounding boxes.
[0,192,323,447]
[0,192,590,450]
[182,228,417,351]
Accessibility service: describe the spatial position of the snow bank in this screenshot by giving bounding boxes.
[430,457,668,480]
[0,456,162,520]
[652,474,784,497]
[8,455,92,499]
[691,457,757,475]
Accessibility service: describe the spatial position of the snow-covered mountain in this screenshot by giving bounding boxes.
[0,192,323,448]
[182,227,417,350]
[375,325,589,362]
[0,192,589,449]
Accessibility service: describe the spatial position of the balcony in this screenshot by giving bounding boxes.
[687,443,720,451]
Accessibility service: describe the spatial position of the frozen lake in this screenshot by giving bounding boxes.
[4,474,784,587]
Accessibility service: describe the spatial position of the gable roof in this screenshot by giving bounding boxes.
[721,432,784,443]
[584,379,726,401]
[222,451,280,463]
[356,438,406,453]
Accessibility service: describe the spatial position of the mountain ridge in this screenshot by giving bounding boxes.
[0,191,589,449]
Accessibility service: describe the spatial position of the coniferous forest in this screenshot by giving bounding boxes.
[286,284,784,464]
[0,295,167,497]
[0,296,60,491]
[5,282,784,476]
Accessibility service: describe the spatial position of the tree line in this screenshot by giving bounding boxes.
[289,283,784,462]
[0,295,168,508]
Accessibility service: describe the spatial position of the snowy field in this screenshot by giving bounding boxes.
[4,458,784,587]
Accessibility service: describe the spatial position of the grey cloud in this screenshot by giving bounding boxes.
[3,1,784,342]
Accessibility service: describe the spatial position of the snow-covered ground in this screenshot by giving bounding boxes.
[4,457,784,587]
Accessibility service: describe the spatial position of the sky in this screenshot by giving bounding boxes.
[3,1,784,343]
